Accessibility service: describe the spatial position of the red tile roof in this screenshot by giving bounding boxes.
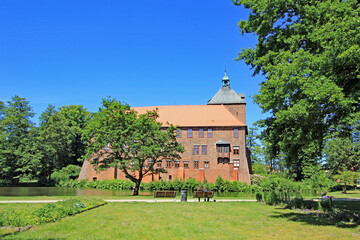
[133,105,246,127]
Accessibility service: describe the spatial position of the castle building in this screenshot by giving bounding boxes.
[79,72,252,184]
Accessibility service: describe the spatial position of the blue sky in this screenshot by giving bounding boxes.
[0,0,266,127]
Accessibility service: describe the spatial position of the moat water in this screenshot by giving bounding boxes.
[0,187,256,198]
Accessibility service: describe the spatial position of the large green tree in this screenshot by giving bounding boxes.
[84,98,184,195]
[234,0,360,179]
[37,105,73,181]
[59,105,91,165]
[324,114,360,174]
[0,96,36,183]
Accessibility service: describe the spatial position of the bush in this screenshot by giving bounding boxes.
[303,200,319,210]
[320,198,335,212]
[256,193,263,202]
[0,198,105,227]
[52,165,81,185]
[264,191,279,205]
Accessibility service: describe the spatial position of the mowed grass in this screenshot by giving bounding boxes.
[1,202,360,240]
[330,190,360,199]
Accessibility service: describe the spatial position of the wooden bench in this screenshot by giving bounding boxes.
[154,191,176,202]
[193,191,214,202]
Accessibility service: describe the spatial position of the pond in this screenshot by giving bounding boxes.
[0,187,256,198]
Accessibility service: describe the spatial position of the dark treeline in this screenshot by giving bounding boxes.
[0,96,91,185]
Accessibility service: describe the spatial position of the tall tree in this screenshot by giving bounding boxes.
[246,127,260,163]
[59,105,91,165]
[234,0,360,179]
[84,98,184,195]
[37,105,73,181]
[0,96,35,183]
[324,114,360,174]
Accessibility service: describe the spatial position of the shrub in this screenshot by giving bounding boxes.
[264,191,279,205]
[0,198,105,227]
[320,198,335,213]
[51,165,82,185]
[303,200,319,210]
[256,193,263,202]
[293,197,304,209]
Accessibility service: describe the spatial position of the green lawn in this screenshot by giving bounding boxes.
[330,190,360,199]
[1,202,359,240]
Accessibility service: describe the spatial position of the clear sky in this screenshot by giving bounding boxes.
[0,0,266,127]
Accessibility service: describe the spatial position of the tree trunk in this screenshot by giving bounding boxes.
[133,180,141,196]
[343,183,347,194]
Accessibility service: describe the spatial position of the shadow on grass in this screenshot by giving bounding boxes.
[1,228,62,240]
[271,210,359,229]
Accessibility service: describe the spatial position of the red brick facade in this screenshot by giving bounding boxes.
[79,76,252,184]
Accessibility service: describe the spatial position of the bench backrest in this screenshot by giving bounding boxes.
[193,191,214,198]
[154,191,176,198]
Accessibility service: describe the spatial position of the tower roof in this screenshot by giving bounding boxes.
[207,72,246,105]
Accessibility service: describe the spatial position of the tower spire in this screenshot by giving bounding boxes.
[222,68,230,86]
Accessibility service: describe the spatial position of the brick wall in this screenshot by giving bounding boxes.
[79,125,251,184]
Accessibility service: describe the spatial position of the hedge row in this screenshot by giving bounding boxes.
[57,174,337,194]
[58,177,259,192]
[0,198,106,227]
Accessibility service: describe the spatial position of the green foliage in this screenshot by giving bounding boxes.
[320,198,335,213]
[59,105,91,165]
[83,98,184,195]
[234,0,360,180]
[334,171,359,193]
[51,165,81,184]
[301,164,338,194]
[255,192,263,202]
[251,163,267,175]
[0,198,105,227]
[324,116,360,174]
[263,191,279,205]
[0,96,36,182]
[303,200,319,211]
[246,127,263,164]
[37,106,74,181]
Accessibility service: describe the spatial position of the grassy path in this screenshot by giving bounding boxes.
[1,202,359,239]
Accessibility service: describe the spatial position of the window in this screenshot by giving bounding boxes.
[204,161,209,168]
[157,161,162,168]
[93,177,97,181]
[166,160,171,168]
[234,128,239,138]
[217,145,229,153]
[105,143,110,151]
[175,161,180,168]
[177,129,181,138]
[169,175,172,181]
[194,161,199,168]
[184,161,189,168]
[188,129,193,138]
[234,159,240,168]
[208,128,213,138]
[147,160,153,167]
[202,145,207,155]
[194,145,200,155]
[233,146,240,155]
[199,128,204,138]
